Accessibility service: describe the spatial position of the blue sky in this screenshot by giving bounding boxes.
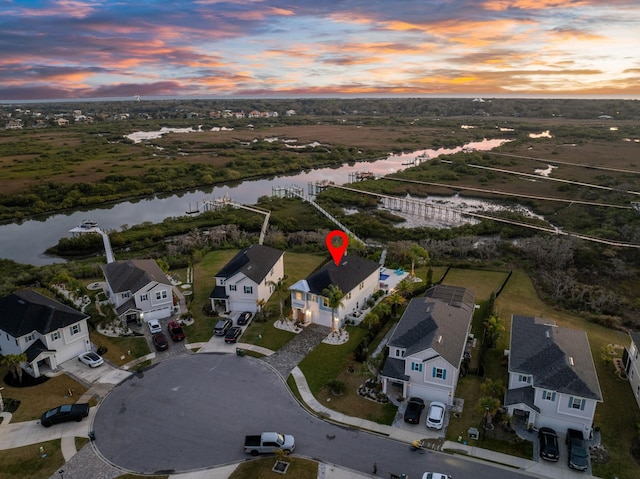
[1,0,639,100]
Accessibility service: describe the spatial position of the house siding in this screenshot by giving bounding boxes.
[625,336,640,411]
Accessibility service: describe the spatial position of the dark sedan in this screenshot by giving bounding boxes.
[224,326,243,344]
[41,403,89,427]
[403,397,425,424]
[237,311,253,325]
[153,332,169,351]
[538,427,559,462]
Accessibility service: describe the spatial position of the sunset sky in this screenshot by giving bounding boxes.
[1,0,639,100]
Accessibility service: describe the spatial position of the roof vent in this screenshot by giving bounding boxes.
[545,330,550,338]
[569,356,575,366]
[437,335,443,344]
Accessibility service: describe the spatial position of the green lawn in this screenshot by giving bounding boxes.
[229,457,318,479]
[0,439,64,479]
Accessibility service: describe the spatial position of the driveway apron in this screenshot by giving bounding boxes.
[262,324,331,377]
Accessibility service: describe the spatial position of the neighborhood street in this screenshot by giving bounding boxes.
[92,353,533,479]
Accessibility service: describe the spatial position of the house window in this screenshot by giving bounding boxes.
[630,369,634,381]
[395,349,405,358]
[542,390,556,401]
[140,293,148,301]
[25,333,35,342]
[70,324,81,336]
[122,292,130,299]
[569,397,585,410]
[518,374,531,384]
[51,331,61,341]
[244,286,253,294]
[155,290,168,300]
[311,294,316,302]
[637,385,639,397]
[346,292,352,300]
[359,281,364,290]
[322,297,330,307]
[295,292,302,300]
[432,367,446,379]
[229,285,236,291]
[411,362,423,372]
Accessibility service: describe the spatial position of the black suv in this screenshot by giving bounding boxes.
[403,397,425,424]
[214,318,233,336]
[566,428,589,471]
[538,427,559,462]
[237,311,253,325]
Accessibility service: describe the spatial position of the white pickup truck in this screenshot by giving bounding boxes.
[243,432,296,456]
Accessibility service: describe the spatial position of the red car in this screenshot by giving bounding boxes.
[167,321,185,341]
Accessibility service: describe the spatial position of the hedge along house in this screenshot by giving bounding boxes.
[0,289,91,378]
[289,254,380,330]
[380,285,476,406]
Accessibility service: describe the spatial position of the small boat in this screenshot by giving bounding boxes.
[79,219,98,229]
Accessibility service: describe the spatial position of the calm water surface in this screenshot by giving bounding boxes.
[0,138,508,265]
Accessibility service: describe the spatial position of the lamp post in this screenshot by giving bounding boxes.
[58,470,64,479]
[482,405,489,442]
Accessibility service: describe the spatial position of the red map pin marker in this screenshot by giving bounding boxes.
[326,230,348,266]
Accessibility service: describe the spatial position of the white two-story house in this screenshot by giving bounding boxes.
[380,285,475,406]
[0,289,91,377]
[505,315,603,438]
[102,259,175,325]
[209,245,285,313]
[622,332,640,411]
[289,254,379,329]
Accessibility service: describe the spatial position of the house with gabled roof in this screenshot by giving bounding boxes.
[623,332,640,411]
[380,285,475,406]
[102,259,175,324]
[505,315,602,438]
[0,289,91,377]
[209,245,284,313]
[289,254,380,329]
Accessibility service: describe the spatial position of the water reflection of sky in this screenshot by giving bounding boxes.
[0,138,510,266]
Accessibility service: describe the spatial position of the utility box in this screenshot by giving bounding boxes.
[468,427,479,440]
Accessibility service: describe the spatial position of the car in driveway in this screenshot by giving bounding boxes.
[40,403,89,427]
[422,473,452,479]
[78,351,104,368]
[214,318,233,336]
[538,427,559,462]
[403,397,425,424]
[566,428,588,471]
[153,332,169,351]
[237,311,253,325]
[148,319,162,334]
[225,326,242,343]
[167,321,185,341]
[426,401,446,430]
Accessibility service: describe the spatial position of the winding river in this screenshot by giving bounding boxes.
[0,138,509,266]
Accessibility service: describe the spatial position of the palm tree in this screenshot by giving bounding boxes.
[409,243,429,278]
[385,292,406,317]
[267,276,289,323]
[1,353,28,383]
[255,298,267,321]
[322,284,344,332]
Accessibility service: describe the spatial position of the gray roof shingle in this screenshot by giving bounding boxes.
[215,245,284,284]
[301,254,379,295]
[102,259,170,294]
[0,289,89,337]
[509,315,602,401]
[387,285,475,366]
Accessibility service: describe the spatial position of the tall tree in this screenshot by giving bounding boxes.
[409,243,429,278]
[268,276,289,322]
[322,284,345,332]
[1,353,28,383]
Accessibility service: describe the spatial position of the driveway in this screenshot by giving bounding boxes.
[60,357,131,386]
[92,354,535,479]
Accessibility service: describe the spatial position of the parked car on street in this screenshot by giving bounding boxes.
[167,321,185,341]
[403,397,425,424]
[225,326,243,343]
[153,332,169,351]
[422,473,452,479]
[214,318,233,336]
[148,319,162,334]
[78,351,104,368]
[40,403,89,427]
[566,428,589,471]
[237,311,253,325]
[426,401,446,430]
[538,427,560,462]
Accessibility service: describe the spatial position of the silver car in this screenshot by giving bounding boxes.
[78,351,104,368]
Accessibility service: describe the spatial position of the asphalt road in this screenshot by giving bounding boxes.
[93,354,531,478]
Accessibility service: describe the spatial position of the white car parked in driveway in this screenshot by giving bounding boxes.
[78,351,104,368]
[425,401,446,430]
[148,319,162,334]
